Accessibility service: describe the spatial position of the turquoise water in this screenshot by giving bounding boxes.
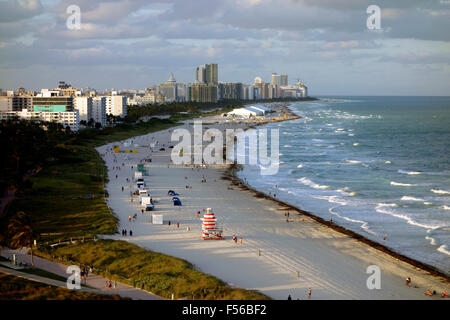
[238,96,450,274]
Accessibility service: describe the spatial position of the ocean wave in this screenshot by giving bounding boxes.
[297,164,303,168]
[401,196,424,202]
[377,203,398,207]
[425,236,437,246]
[431,189,450,195]
[437,245,450,256]
[329,207,375,235]
[385,160,391,164]
[391,181,417,187]
[375,204,440,230]
[337,187,357,196]
[346,160,362,165]
[398,169,421,175]
[442,205,450,211]
[313,195,348,206]
[297,177,330,190]
[353,143,360,146]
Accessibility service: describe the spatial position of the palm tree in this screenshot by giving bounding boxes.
[8,211,36,267]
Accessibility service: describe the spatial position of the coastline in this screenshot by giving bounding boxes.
[226,101,450,281]
[96,102,449,299]
[226,165,450,283]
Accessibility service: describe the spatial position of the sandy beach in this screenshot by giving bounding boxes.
[96,109,449,300]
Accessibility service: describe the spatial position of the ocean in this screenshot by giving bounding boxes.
[237,96,450,274]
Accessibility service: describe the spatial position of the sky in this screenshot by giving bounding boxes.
[0,0,449,95]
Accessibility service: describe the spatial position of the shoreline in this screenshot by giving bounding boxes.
[225,164,450,283]
[96,101,449,299]
[224,101,450,282]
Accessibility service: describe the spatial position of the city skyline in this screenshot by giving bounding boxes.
[1,1,450,95]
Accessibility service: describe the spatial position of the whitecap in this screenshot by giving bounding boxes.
[431,189,450,195]
[398,169,421,175]
[385,160,391,164]
[297,164,303,168]
[375,204,440,230]
[391,181,417,187]
[442,205,450,211]
[346,160,362,165]
[425,236,436,246]
[401,196,424,202]
[437,245,450,256]
[297,177,330,190]
[353,143,359,146]
[329,207,375,235]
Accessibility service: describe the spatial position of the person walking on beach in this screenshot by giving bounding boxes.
[406,277,412,286]
[177,222,180,228]
[129,215,132,222]
[130,230,133,236]
[121,186,124,192]
[307,288,312,299]
[168,220,171,226]
[287,294,292,300]
[240,238,243,245]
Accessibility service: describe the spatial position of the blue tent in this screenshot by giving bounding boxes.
[172,197,182,206]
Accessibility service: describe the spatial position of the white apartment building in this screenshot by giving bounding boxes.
[74,96,93,122]
[104,95,127,117]
[92,97,106,127]
[0,109,79,131]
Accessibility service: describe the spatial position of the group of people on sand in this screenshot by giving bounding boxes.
[405,276,448,298]
[121,229,132,237]
[232,234,243,245]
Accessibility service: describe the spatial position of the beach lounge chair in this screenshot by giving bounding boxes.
[172,197,182,206]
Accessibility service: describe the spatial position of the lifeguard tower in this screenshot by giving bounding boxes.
[201,208,224,240]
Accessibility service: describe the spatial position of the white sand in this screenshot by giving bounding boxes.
[97,120,449,300]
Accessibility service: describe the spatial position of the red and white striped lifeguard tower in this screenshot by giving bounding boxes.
[201,208,224,240]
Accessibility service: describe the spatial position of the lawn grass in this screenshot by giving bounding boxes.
[0,272,125,300]
[36,240,269,300]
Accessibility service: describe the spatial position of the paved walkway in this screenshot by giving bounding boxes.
[0,249,163,300]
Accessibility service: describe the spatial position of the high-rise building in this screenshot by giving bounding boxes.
[92,97,106,127]
[104,95,127,117]
[74,96,93,122]
[159,73,178,103]
[272,73,288,86]
[196,63,218,85]
[218,82,242,100]
[190,83,218,103]
[280,73,288,86]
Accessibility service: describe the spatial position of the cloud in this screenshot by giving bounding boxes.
[0,0,449,95]
[0,0,43,22]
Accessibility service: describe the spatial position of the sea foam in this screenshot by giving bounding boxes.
[297,177,330,190]
[391,181,417,187]
[431,189,450,195]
